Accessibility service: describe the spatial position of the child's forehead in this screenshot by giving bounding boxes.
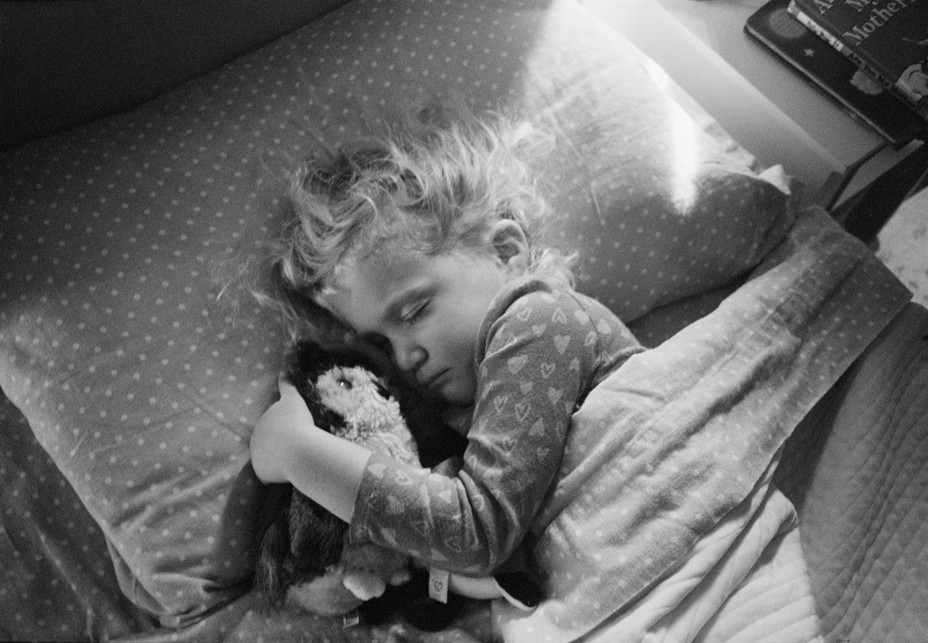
[338,245,415,281]
[332,249,432,293]
[315,252,414,311]
[318,247,491,308]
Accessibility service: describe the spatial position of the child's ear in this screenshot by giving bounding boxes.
[489,220,529,276]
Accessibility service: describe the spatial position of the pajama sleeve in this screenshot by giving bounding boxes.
[348,280,640,575]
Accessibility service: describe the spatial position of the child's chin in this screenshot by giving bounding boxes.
[437,381,475,406]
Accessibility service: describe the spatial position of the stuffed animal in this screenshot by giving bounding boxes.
[254,339,540,629]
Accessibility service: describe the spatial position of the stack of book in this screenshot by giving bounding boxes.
[745,0,928,148]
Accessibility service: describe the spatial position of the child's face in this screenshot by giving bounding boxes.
[321,248,521,405]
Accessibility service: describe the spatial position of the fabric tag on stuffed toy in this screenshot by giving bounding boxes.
[342,610,361,629]
[429,567,450,604]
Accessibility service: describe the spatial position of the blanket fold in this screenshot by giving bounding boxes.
[496,207,911,642]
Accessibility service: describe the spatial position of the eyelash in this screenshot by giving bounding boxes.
[365,299,429,350]
[400,300,428,325]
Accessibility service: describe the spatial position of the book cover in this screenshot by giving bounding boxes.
[788,1,928,118]
[788,0,928,118]
[747,0,925,147]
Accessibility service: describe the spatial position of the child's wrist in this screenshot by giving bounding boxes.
[249,436,287,483]
[250,419,317,484]
[287,427,371,523]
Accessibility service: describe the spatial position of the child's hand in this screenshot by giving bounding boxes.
[250,379,316,484]
[252,379,371,522]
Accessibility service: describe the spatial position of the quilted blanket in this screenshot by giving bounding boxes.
[775,300,928,643]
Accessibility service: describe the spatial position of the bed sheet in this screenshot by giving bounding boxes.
[0,392,155,641]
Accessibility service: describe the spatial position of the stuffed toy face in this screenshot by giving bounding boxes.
[255,340,420,613]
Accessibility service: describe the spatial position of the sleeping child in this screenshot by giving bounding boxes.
[248,107,644,613]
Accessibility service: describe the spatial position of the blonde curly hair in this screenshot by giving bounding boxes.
[254,108,572,341]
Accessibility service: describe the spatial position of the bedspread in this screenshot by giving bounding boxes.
[495,206,910,642]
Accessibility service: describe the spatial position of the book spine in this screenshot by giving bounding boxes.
[787,1,928,120]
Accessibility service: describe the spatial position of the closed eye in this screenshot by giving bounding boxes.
[400,299,428,325]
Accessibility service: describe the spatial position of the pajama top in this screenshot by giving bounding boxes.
[348,276,643,575]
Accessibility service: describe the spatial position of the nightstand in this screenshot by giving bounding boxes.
[581,0,927,219]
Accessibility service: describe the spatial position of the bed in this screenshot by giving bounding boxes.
[2,1,927,641]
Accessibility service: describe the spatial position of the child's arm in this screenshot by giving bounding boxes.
[347,285,641,574]
[250,379,371,523]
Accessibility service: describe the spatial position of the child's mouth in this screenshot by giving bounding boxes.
[422,369,448,392]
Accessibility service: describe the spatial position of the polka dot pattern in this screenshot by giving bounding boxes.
[0,0,795,636]
[0,393,150,641]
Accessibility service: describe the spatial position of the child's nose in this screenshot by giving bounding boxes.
[394,342,426,373]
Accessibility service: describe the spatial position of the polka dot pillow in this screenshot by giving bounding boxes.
[0,0,795,626]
